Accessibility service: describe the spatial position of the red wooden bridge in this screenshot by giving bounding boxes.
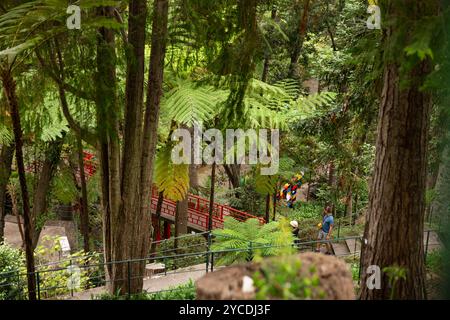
[151,188,265,233]
[80,152,264,234]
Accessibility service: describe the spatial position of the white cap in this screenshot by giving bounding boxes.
[290,220,298,228]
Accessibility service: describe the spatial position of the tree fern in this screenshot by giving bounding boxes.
[161,79,227,126]
[211,217,294,265]
[153,144,189,202]
[0,122,13,145]
[0,0,122,63]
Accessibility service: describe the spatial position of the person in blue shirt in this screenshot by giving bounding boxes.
[315,206,334,254]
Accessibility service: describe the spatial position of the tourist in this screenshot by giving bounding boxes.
[315,206,334,254]
[290,220,300,237]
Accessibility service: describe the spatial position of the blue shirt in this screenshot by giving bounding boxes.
[322,215,334,233]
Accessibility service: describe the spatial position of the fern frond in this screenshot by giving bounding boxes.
[162,79,227,126]
[154,145,189,201]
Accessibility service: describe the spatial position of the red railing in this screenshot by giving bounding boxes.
[151,188,264,231]
[73,154,264,231]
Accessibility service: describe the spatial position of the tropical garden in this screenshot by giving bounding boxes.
[0,0,449,301]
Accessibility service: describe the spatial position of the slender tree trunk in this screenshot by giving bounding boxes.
[306,172,312,202]
[261,55,270,83]
[133,0,170,290]
[328,161,336,213]
[346,185,353,218]
[150,192,164,255]
[77,137,90,253]
[0,143,14,243]
[265,194,270,223]
[272,191,277,221]
[208,163,217,231]
[174,198,188,257]
[1,68,37,300]
[288,0,310,79]
[8,185,25,247]
[31,138,63,249]
[189,127,199,194]
[261,8,277,83]
[223,164,241,200]
[360,1,435,297]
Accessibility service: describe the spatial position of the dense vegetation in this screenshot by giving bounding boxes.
[0,0,449,300]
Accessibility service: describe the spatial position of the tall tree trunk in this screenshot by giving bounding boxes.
[0,143,14,244]
[134,0,169,291]
[261,8,277,83]
[360,2,436,298]
[95,5,120,284]
[31,138,63,249]
[77,137,90,253]
[108,0,148,295]
[1,68,37,300]
[288,0,310,79]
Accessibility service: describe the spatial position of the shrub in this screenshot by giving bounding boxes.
[93,280,196,300]
[0,244,25,300]
[284,202,323,221]
[211,217,294,265]
[426,250,443,274]
[147,280,196,300]
[153,234,207,270]
[33,236,102,298]
[253,255,324,300]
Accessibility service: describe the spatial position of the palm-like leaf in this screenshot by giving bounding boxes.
[162,79,227,126]
[154,145,189,202]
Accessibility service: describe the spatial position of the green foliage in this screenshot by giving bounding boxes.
[0,0,123,63]
[154,144,189,202]
[32,236,102,299]
[51,168,78,205]
[253,255,325,300]
[0,237,102,300]
[254,174,278,196]
[350,262,360,282]
[426,250,443,274]
[285,202,323,221]
[383,266,407,300]
[0,244,25,300]
[161,79,227,126]
[155,235,207,270]
[223,179,265,215]
[146,280,196,300]
[0,123,13,145]
[93,280,196,300]
[211,217,294,265]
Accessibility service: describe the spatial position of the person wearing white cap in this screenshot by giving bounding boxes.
[290,220,299,237]
[290,220,300,249]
